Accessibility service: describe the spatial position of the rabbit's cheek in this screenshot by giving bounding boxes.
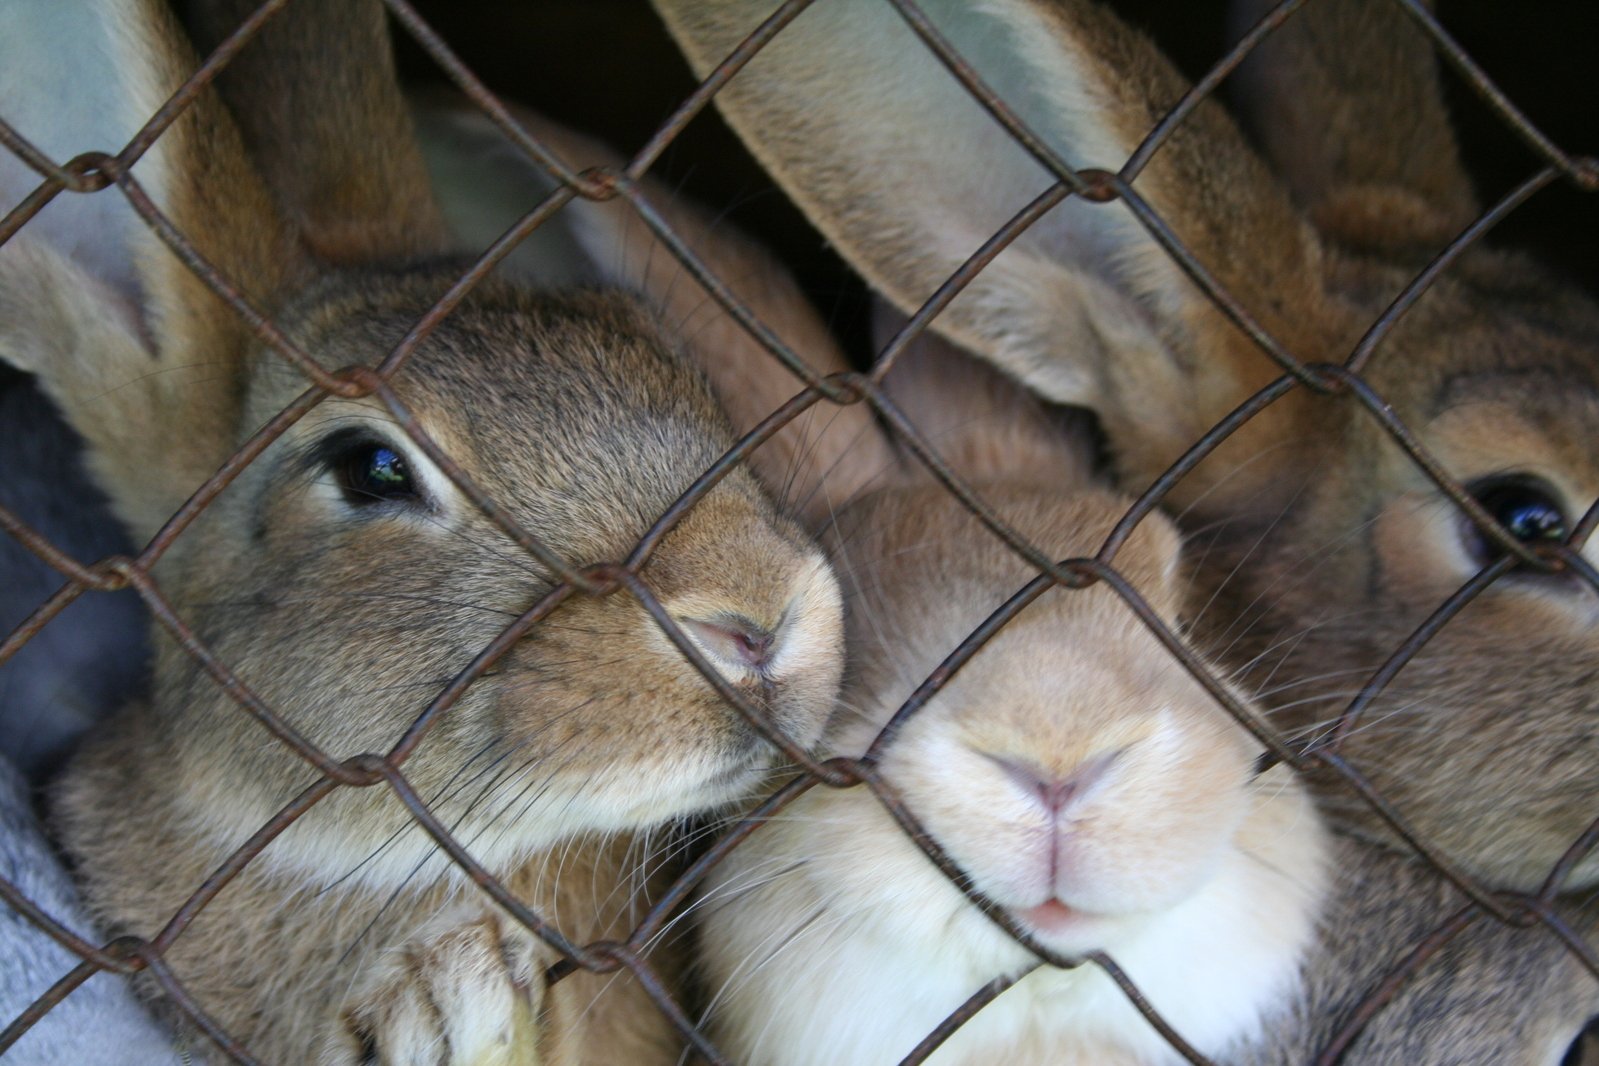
[1333,638,1599,889]
[1376,490,1598,625]
[1379,486,1599,626]
[1369,486,1579,611]
[1054,802,1232,915]
[800,791,1045,969]
[485,569,838,828]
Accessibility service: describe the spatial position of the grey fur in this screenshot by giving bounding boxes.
[1234,838,1599,1065]
[0,754,181,1065]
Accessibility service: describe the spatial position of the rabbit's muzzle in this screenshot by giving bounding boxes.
[485,516,844,835]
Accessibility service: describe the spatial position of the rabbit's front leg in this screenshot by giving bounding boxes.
[324,907,546,1066]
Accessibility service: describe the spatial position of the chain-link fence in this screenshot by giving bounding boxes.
[2,0,1597,1062]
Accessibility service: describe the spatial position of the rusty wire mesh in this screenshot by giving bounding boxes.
[1,0,1597,1063]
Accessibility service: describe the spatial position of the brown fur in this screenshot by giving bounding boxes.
[1228,0,1480,254]
[650,0,1599,894]
[185,0,449,262]
[1,0,849,1061]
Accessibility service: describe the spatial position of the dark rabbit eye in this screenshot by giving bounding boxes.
[335,441,420,506]
[1463,475,1569,563]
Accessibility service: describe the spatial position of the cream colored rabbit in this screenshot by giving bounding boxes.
[649,0,1599,892]
[0,0,850,1061]
[688,332,1328,1064]
[672,323,1596,1063]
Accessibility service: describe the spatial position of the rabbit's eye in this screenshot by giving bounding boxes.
[1463,475,1569,562]
[336,442,419,506]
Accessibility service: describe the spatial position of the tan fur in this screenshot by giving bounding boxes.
[650,0,1599,892]
[64,282,844,1065]
[409,98,899,533]
[59,745,682,1065]
[0,0,293,537]
[652,0,1329,508]
[0,0,852,1061]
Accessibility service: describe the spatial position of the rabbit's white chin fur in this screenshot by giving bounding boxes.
[701,766,1325,1065]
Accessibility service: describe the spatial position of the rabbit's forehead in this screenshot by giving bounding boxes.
[262,291,731,484]
[1408,279,1599,398]
[1425,387,1599,494]
[265,271,724,420]
[1328,289,1599,494]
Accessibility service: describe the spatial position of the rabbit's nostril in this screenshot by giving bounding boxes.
[988,748,1124,816]
[679,616,777,672]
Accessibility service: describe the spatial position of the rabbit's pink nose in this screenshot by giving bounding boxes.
[989,748,1123,816]
[679,615,777,672]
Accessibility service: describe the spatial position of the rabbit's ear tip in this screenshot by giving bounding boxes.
[1311,187,1468,257]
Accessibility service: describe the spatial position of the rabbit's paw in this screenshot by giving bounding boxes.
[325,910,545,1066]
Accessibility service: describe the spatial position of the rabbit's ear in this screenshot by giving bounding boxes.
[0,0,296,539]
[872,306,1093,492]
[651,0,1343,507]
[184,0,449,263]
[1228,0,1480,255]
[412,100,902,531]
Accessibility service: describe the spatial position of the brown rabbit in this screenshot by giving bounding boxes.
[0,0,849,1061]
[648,0,1599,892]
[420,54,1599,1064]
